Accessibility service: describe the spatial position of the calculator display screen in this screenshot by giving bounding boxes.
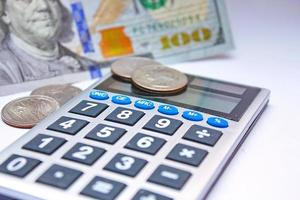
[95,75,260,121]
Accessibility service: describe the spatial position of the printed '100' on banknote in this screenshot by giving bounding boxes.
[65,0,233,64]
[0,0,233,96]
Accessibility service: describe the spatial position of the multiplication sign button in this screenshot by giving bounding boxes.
[166,143,208,167]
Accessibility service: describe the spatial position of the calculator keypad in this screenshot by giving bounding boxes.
[62,143,106,165]
[36,164,82,189]
[132,189,173,200]
[166,144,208,167]
[81,176,126,200]
[104,153,147,177]
[0,91,230,199]
[22,134,67,155]
[125,133,166,155]
[0,155,41,177]
[143,115,183,135]
[69,100,108,118]
[85,124,127,145]
[148,165,191,190]
[105,107,145,126]
[183,125,223,146]
[47,116,89,135]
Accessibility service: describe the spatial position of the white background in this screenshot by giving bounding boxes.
[0,0,299,199]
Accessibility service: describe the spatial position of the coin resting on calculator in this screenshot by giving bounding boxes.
[0,66,270,200]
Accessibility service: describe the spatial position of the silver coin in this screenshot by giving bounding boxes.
[111,57,161,81]
[1,95,59,129]
[132,65,188,94]
[31,84,82,106]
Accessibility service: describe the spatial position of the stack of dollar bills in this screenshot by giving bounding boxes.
[0,0,233,96]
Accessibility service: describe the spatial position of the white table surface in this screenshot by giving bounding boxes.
[0,0,299,199]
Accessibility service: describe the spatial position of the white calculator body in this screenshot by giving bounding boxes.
[0,73,270,200]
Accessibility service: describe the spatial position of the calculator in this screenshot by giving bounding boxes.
[0,72,270,200]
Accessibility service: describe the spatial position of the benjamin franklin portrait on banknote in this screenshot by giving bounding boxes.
[0,0,98,86]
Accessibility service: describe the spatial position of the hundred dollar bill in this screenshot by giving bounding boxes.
[63,0,233,64]
[0,0,233,96]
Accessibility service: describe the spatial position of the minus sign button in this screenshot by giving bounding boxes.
[161,171,179,180]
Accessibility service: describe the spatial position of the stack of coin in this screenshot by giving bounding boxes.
[111,57,188,95]
[1,84,82,129]
[131,65,188,95]
[111,57,161,82]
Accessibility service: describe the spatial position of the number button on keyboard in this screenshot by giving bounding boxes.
[143,115,183,136]
[148,165,191,190]
[166,144,208,167]
[22,134,67,155]
[105,107,145,126]
[62,143,106,165]
[36,164,82,189]
[133,189,173,200]
[85,124,127,145]
[81,176,126,200]
[69,100,108,118]
[0,155,41,178]
[183,125,223,146]
[125,133,166,155]
[47,116,89,135]
[104,153,147,177]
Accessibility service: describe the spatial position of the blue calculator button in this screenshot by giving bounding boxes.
[182,111,203,121]
[158,105,178,115]
[134,99,155,110]
[207,117,229,128]
[112,95,131,105]
[90,90,109,100]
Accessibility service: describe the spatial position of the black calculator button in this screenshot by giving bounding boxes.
[62,143,106,165]
[0,154,41,178]
[183,125,223,146]
[85,124,127,144]
[125,133,166,155]
[47,116,89,135]
[104,153,147,177]
[69,100,108,118]
[166,143,208,167]
[81,176,126,200]
[147,165,191,190]
[143,115,183,136]
[36,164,82,189]
[105,107,145,126]
[22,134,66,155]
[132,189,173,200]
